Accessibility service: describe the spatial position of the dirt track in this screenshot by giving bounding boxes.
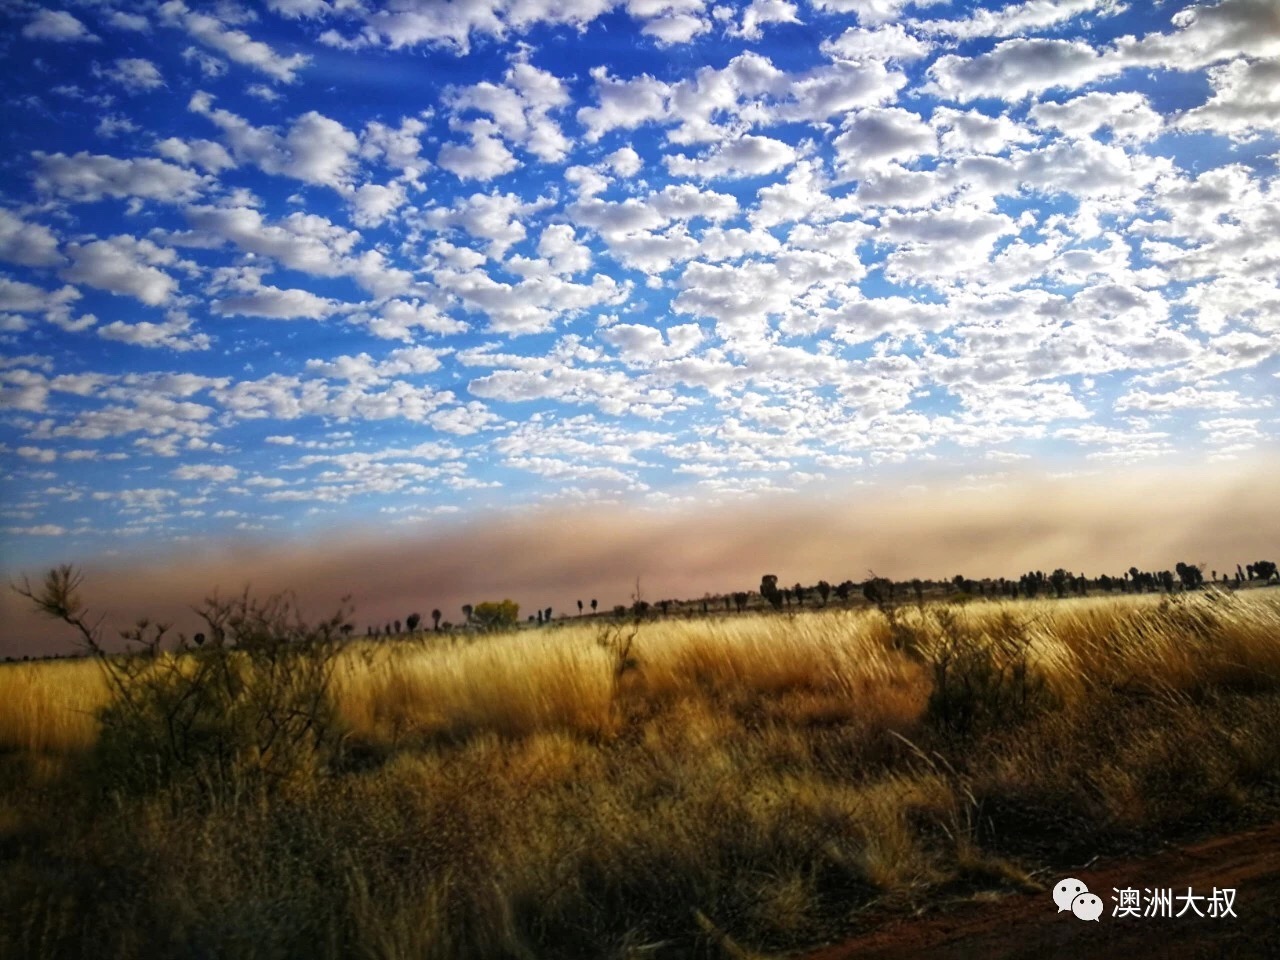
[799,821,1280,960]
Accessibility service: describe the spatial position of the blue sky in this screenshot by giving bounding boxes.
[1,0,1278,574]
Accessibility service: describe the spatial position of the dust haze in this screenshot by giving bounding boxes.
[3,458,1277,657]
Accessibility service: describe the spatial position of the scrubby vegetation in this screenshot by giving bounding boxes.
[2,571,1280,959]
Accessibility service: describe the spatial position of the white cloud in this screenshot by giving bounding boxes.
[1030,91,1163,141]
[107,11,150,32]
[446,60,572,164]
[189,93,359,189]
[438,120,519,181]
[103,58,164,92]
[160,1,310,83]
[1178,58,1280,139]
[23,10,98,42]
[61,236,184,306]
[96,115,141,139]
[666,134,796,179]
[182,205,360,276]
[98,313,211,351]
[209,268,341,320]
[173,464,239,482]
[154,137,236,173]
[819,24,930,62]
[927,38,1104,102]
[833,107,937,179]
[0,211,63,267]
[33,152,208,203]
[916,0,1122,40]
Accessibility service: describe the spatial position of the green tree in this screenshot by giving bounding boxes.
[471,599,519,630]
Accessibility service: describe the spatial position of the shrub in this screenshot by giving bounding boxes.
[913,606,1053,740]
[14,566,349,805]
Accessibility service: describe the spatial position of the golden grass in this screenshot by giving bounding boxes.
[0,658,104,753]
[2,588,1279,959]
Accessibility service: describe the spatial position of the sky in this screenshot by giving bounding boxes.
[1,0,1278,651]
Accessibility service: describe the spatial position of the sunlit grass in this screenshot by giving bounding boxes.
[2,588,1279,958]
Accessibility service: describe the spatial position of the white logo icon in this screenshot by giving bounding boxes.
[1053,878,1089,913]
[1072,892,1104,921]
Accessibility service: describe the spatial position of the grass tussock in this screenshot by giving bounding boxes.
[2,587,1279,959]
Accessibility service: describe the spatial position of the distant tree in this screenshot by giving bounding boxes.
[1158,570,1176,592]
[911,578,924,603]
[1254,560,1278,583]
[863,577,893,607]
[461,604,473,623]
[591,599,598,613]
[816,580,831,605]
[1048,569,1068,599]
[793,583,805,607]
[385,623,392,636]
[432,609,441,631]
[472,599,519,631]
[577,599,584,615]
[544,606,552,622]
[537,610,544,624]
[613,604,627,619]
[760,575,783,611]
[394,619,402,635]
[193,632,206,647]
[1175,562,1204,590]
[340,624,353,637]
[529,615,536,623]
[732,591,749,613]
[834,580,854,602]
[659,599,670,616]
[406,613,421,632]
[633,599,651,618]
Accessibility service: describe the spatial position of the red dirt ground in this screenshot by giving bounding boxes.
[798,820,1280,960]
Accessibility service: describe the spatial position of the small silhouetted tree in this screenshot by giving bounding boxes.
[733,591,749,613]
[863,577,892,607]
[406,613,421,632]
[385,622,392,635]
[578,599,584,615]
[341,624,353,637]
[432,609,441,630]
[834,580,854,602]
[911,578,924,603]
[817,580,831,605]
[461,604,473,623]
[537,610,544,624]
[1175,562,1203,590]
[793,583,805,606]
[544,606,552,622]
[1254,560,1278,583]
[193,632,206,646]
[760,575,783,611]
[1049,569,1068,599]
[591,599,598,613]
